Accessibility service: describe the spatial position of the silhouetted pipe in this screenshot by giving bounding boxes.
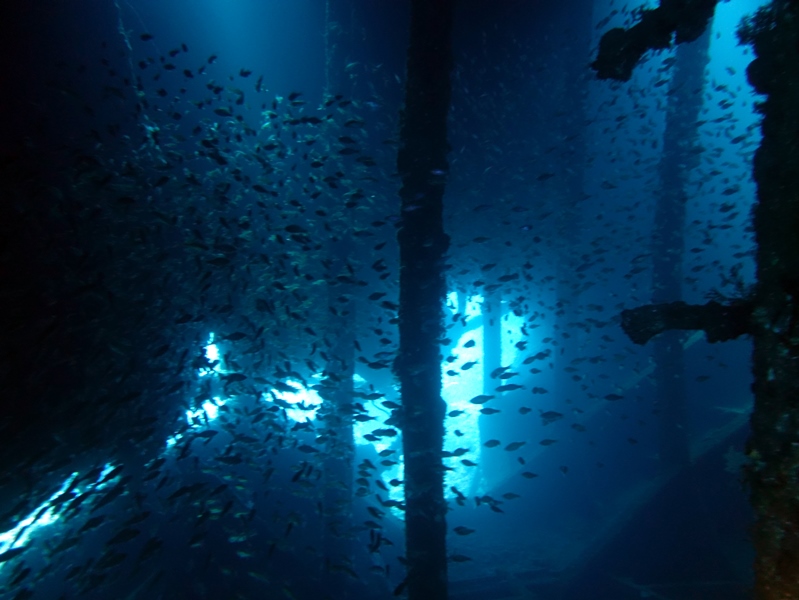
[394,0,454,598]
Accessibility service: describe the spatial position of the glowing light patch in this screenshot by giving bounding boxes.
[185,397,226,427]
[206,340,219,362]
[447,292,484,319]
[96,463,118,483]
[202,400,219,420]
[268,380,322,422]
[446,291,458,311]
[199,333,222,376]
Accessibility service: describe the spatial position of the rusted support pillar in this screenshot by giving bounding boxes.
[738,3,799,598]
[602,1,799,597]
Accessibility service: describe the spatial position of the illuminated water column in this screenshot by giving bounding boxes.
[478,289,503,492]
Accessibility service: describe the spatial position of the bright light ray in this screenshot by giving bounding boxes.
[443,324,484,496]
[0,463,118,570]
[0,474,77,560]
[442,293,486,495]
[500,309,526,367]
[366,292,495,513]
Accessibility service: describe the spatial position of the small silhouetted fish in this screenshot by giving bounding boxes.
[469,395,494,405]
[540,410,564,424]
[10,568,30,586]
[96,550,126,569]
[206,256,230,268]
[496,384,523,393]
[452,526,475,536]
[106,527,140,545]
[11,588,34,600]
[140,33,154,41]
[0,546,27,563]
[722,185,740,196]
[273,381,297,393]
[604,393,623,401]
[91,485,126,513]
[504,441,526,452]
[491,366,509,378]
[223,332,247,341]
[137,537,163,563]
[79,515,106,533]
